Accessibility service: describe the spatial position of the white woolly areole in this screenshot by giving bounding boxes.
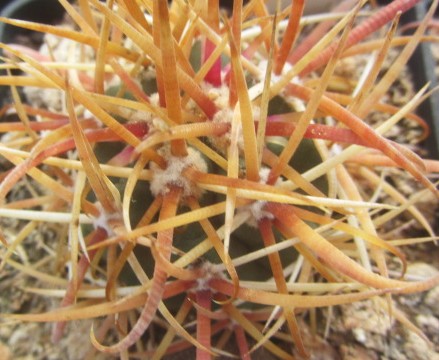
[238,167,276,227]
[205,83,230,109]
[92,202,122,237]
[186,82,230,115]
[210,105,261,155]
[126,93,168,130]
[24,31,96,112]
[149,146,207,198]
[195,261,225,291]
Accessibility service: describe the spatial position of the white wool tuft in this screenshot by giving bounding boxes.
[149,146,207,197]
[238,167,276,227]
[195,261,224,291]
[210,104,261,155]
[92,203,120,236]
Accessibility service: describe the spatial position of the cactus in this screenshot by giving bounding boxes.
[0,0,438,358]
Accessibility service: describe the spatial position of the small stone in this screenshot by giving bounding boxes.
[406,263,439,279]
[403,331,439,360]
[416,314,439,335]
[339,344,379,360]
[425,286,439,316]
[352,328,367,344]
[342,300,394,336]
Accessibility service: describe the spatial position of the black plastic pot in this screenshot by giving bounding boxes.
[401,2,439,159]
[0,0,65,107]
[0,0,65,47]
